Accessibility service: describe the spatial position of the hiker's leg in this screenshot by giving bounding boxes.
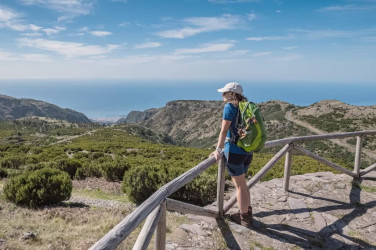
[232,174,250,214]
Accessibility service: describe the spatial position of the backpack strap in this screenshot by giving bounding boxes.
[228,102,250,144]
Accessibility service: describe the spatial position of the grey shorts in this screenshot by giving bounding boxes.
[224,152,253,177]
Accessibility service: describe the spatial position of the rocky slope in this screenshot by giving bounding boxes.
[117,99,376,150]
[0,94,91,123]
[166,171,376,249]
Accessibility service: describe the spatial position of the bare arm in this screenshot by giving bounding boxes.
[211,119,232,162]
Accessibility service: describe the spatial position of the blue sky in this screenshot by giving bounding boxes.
[0,0,375,82]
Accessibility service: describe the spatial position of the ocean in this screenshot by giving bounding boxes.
[0,80,375,121]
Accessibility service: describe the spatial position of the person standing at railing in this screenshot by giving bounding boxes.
[210,82,253,227]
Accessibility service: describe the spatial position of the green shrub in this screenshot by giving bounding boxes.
[25,163,48,171]
[171,172,217,206]
[3,168,72,208]
[74,163,102,180]
[1,156,25,169]
[0,168,7,178]
[100,160,129,181]
[122,165,167,204]
[53,159,82,179]
[122,165,217,206]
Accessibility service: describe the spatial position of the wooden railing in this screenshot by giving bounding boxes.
[90,130,376,250]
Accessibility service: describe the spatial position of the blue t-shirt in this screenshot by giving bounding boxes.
[223,103,249,155]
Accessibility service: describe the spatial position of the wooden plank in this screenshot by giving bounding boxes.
[216,155,226,218]
[166,198,218,218]
[354,136,363,178]
[283,146,293,191]
[155,201,166,250]
[224,143,291,213]
[264,130,376,149]
[90,156,216,250]
[360,163,376,176]
[132,206,162,250]
[294,145,357,178]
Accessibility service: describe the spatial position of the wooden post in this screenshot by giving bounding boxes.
[360,162,376,176]
[294,145,357,178]
[216,155,226,218]
[166,198,218,218]
[155,201,166,250]
[133,206,162,250]
[90,156,216,250]
[354,136,363,178]
[283,144,293,192]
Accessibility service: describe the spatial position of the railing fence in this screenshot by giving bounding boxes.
[90,130,376,250]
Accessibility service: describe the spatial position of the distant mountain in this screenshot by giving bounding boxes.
[117,108,159,124]
[0,94,91,123]
[117,99,376,150]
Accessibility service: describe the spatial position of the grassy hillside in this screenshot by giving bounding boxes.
[0,114,369,249]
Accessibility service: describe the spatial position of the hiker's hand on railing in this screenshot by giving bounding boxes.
[210,150,222,162]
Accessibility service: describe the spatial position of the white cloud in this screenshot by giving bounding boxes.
[292,29,354,39]
[157,14,240,39]
[0,6,20,22]
[29,24,42,31]
[20,0,92,14]
[19,0,93,20]
[283,46,297,50]
[174,43,234,55]
[18,38,119,57]
[0,49,51,62]
[0,6,29,31]
[42,26,66,36]
[246,36,288,41]
[79,26,89,32]
[319,4,376,12]
[247,13,257,21]
[271,53,301,62]
[119,22,130,27]
[134,42,162,49]
[89,31,112,37]
[253,51,272,57]
[209,0,259,3]
[0,6,64,34]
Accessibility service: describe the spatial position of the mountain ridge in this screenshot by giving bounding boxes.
[117,99,376,151]
[0,94,91,123]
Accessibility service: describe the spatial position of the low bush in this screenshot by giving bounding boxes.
[122,165,167,204]
[122,165,217,206]
[0,156,25,169]
[3,168,72,208]
[74,163,102,180]
[100,160,129,181]
[0,168,7,178]
[53,159,82,179]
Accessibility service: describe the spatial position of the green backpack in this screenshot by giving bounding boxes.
[233,102,267,152]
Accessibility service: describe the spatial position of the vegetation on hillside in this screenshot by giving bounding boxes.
[0,102,374,249]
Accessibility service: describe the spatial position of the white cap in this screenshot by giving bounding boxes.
[217,82,243,94]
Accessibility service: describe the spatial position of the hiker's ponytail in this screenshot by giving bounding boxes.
[235,93,248,102]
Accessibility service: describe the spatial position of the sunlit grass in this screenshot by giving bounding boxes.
[72,188,130,203]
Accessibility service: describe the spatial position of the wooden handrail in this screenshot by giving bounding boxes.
[264,130,376,149]
[91,130,376,250]
[90,157,216,250]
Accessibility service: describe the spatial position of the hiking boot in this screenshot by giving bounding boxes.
[229,210,251,227]
[248,206,253,220]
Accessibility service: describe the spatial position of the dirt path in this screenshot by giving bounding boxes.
[51,130,97,145]
[286,111,376,160]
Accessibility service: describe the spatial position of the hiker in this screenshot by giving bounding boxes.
[210,82,253,227]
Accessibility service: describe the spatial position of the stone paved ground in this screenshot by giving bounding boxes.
[166,171,376,250]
